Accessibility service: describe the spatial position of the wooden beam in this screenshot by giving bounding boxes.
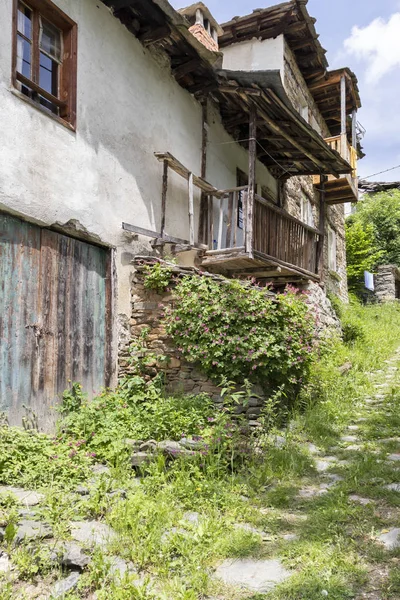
[340,74,347,136]
[138,25,170,46]
[316,175,326,275]
[160,159,168,240]
[172,57,202,80]
[199,99,208,245]
[247,103,257,259]
[122,222,207,249]
[352,109,357,149]
[188,172,195,246]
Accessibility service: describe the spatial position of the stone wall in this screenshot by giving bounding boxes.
[118,259,266,426]
[375,265,400,302]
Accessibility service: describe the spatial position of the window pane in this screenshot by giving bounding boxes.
[40,19,62,61]
[17,3,32,39]
[39,51,58,96]
[17,34,31,78]
[39,96,59,116]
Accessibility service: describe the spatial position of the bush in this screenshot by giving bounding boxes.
[342,317,366,345]
[163,274,316,398]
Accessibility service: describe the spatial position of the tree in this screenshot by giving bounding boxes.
[345,190,400,293]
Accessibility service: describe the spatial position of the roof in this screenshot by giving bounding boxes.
[214,70,352,178]
[359,181,400,194]
[179,3,224,35]
[102,0,353,177]
[308,68,361,135]
[219,1,328,85]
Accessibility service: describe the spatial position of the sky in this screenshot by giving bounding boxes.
[171,0,400,182]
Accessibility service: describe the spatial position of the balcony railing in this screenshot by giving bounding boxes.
[204,187,320,277]
[312,135,359,204]
[325,135,357,178]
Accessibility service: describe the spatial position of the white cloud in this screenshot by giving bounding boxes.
[344,13,400,83]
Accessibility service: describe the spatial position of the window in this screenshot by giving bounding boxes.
[328,226,337,272]
[300,194,314,228]
[12,0,77,128]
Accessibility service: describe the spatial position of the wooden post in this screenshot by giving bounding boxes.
[199,99,209,245]
[340,75,347,159]
[247,103,257,258]
[352,109,357,149]
[316,174,326,275]
[217,196,225,250]
[160,159,168,239]
[188,172,195,246]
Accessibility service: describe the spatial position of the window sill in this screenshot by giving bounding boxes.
[11,87,76,133]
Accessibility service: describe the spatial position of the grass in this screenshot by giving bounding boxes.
[1,301,400,598]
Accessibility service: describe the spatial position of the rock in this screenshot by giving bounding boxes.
[109,556,136,578]
[70,521,116,548]
[183,512,200,524]
[158,441,196,458]
[377,528,400,550]
[75,485,90,496]
[348,425,359,431]
[387,454,400,462]
[0,553,11,572]
[315,459,335,473]
[180,438,205,450]
[385,483,400,492]
[124,439,143,451]
[139,440,158,452]
[51,572,80,598]
[272,435,286,448]
[0,486,44,507]
[214,558,291,592]
[341,435,358,443]
[345,445,361,451]
[349,495,372,505]
[282,533,298,542]
[62,542,91,569]
[131,452,153,467]
[233,523,264,536]
[298,487,327,499]
[305,443,319,455]
[107,489,127,499]
[338,362,352,375]
[91,464,110,476]
[15,520,52,544]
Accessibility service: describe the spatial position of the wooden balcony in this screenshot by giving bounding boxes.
[313,135,359,204]
[201,188,321,282]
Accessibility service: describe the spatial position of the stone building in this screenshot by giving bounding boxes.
[0,0,362,427]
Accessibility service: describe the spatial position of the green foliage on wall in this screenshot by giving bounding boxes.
[163,274,316,399]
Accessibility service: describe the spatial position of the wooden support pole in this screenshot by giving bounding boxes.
[217,196,225,250]
[247,103,257,258]
[188,172,195,246]
[340,75,347,159]
[160,159,168,239]
[352,109,357,149]
[199,98,209,245]
[316,174,326,276]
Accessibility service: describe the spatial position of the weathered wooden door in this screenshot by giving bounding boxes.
[0,214,112,430]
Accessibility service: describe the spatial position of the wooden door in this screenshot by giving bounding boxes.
[0,214,112,430]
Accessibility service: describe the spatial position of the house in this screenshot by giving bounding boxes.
[0,0,362,428]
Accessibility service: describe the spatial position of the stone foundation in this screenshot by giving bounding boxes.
[118,258,266,424]
[119,259,340,423]
[375,265,400,302]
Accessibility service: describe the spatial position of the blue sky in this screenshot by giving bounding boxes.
[171,0,400,182]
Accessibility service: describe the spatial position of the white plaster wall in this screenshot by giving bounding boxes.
[0,0,277,322]
[222,35,285,75]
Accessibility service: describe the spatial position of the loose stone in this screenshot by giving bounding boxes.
[61,542,91,569]
[0,486,44,507]
[377,528,400,550]
[387,454,400,462]
[70,521,116,548]
[51,572,81,598]
[385,483,400,492]
[15,520,52,545]
[341,435,359,443]
[349,495,372,505]
[215,558,291,592]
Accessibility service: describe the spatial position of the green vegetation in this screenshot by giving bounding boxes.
[1,301,400,598]
[346,189,400,293]
[164,274,315,400]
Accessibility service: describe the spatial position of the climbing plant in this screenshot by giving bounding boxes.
[163,274,316,398]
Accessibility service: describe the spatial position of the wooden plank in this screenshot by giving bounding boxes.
[225,192,234,248]
[218,195,225,250]
[154,152,221,196]
[208,196,214,250]
[247,103,257,258]
[232,191,238,248]
[341,75,347,135]
[316,175,326,275]
[188,172,195,246]
[122,222,207,249]
[199,99,208,245]
[161,159,168,239]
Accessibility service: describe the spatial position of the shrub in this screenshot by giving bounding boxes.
[163,274,316,398]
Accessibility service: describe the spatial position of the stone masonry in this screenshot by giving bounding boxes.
[118,258,340,424]
[375,265,400,302]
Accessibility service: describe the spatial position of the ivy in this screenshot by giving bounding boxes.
[164,275,316,400]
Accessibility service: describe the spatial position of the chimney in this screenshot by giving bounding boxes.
[179,3,223,52]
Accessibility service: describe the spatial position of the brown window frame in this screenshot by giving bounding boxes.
[12,0,77,129]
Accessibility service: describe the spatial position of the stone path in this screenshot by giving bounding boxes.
[214,348,400,597]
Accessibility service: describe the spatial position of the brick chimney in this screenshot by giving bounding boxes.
[179,3,223,52]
